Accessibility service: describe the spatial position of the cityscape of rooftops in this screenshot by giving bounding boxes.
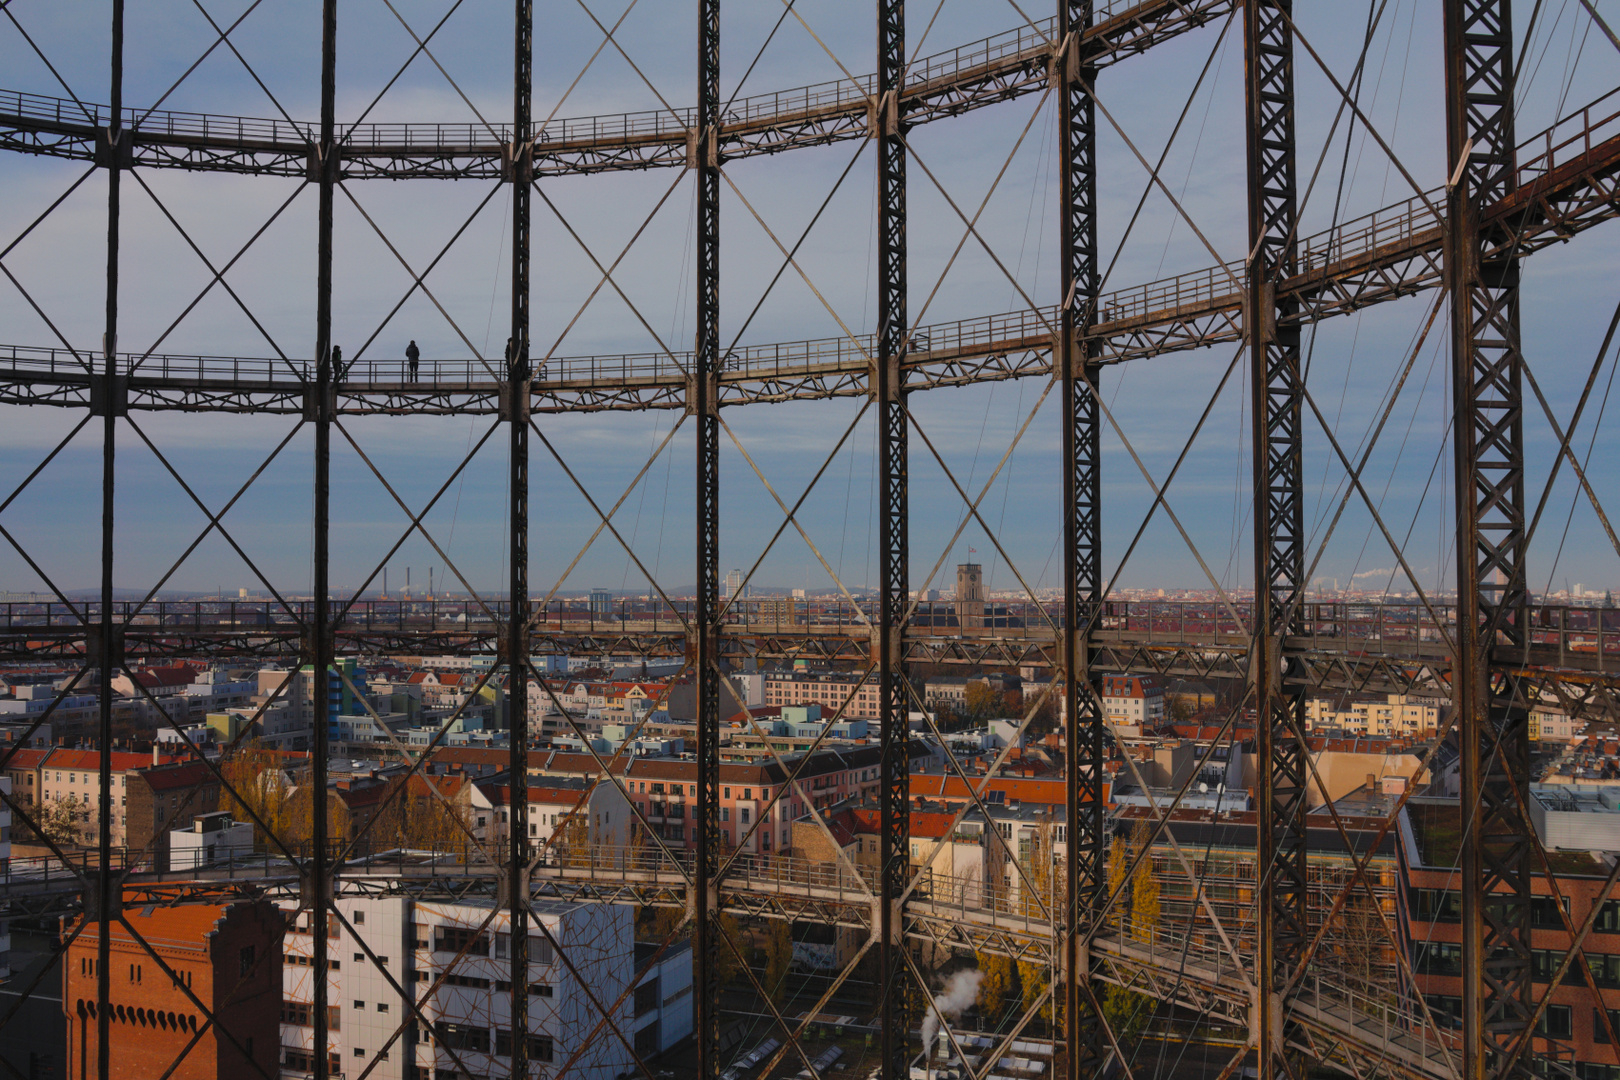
[0,4,1617,1080]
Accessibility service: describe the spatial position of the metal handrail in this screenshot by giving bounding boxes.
[3,80,1614,397]
[0,12,1077,153]
[0,598,1615,657]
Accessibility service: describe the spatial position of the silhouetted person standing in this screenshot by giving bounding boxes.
[406,339,420,381]
[331,345,344,383]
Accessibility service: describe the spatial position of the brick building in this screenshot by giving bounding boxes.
[125,759,223,871]
[1401,795,1620,1074]
[64,896,284,1080]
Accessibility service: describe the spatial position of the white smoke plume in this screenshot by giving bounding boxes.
[921,969,984,1058]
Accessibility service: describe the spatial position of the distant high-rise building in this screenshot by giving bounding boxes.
[589,588,613,617]
[724,569,747,601]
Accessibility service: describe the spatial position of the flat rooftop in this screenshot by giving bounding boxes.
[1407,800,1602,874]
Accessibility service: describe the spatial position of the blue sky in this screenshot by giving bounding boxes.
[0,0,1616,605]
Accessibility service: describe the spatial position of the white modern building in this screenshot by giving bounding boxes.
[169,810,252,871]
[1529,785,1620,852]
[632,940,693,1057]
[280,896,647,1080]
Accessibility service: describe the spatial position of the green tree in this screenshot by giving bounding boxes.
[284,784,352,852]
[1106,834,1129,899]
[1024,691,1058,737]
[711,912,747,988]
[1101,981,1151,1046]
[1014,817,1060,1023]
[647,905,687,943]
[367,774,473,854]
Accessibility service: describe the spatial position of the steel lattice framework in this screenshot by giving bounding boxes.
[0,4,1619,1080]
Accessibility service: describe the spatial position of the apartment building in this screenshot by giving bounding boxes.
[1101,674,1166,732]
[278,896,638,1080]
[126,759,222,870]
[763,672,881,719]
[0,681,186,744]
[255,660,367,737]
[1,747,48,819]
[476,779,632,855]
[1304,693,1440,737]
[412,743,927,855]
[1531,705,1585,743]
[38,749,185,848]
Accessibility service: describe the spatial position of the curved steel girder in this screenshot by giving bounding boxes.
[0,1,1234,181]
[0,198,1598,419]
[1,121,1615,418]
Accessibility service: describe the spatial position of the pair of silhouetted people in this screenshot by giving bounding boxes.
[326,342,419,383]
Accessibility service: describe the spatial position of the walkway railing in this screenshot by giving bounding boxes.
[1,6,1183,156]
[2,86,1613,403]
[0,598,1614,664]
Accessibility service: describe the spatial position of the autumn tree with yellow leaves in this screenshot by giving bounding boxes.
[218,742,349,853]
[976,950,1019,1022]
[1100,821,1159,1043]
[365,774,474,855]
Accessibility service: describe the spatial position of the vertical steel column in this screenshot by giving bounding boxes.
[1056,5,1104,1077]
[694,3,722,1078]
[1243,3,1307,1074]
[1443,4,1532,1079]
[311,2,338,1077]
[95,5,124,1079]
[876,4,909,1079]
[508,3,534,1077]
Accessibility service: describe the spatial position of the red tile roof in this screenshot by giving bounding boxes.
[909,811,962,840]
[134,760,217,792]
[136,666,197,688]
[479,781,596,808]
[77,890,236,951]
[0,748,50,771]
[45,749,183,773]
[909,775,1079,806]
